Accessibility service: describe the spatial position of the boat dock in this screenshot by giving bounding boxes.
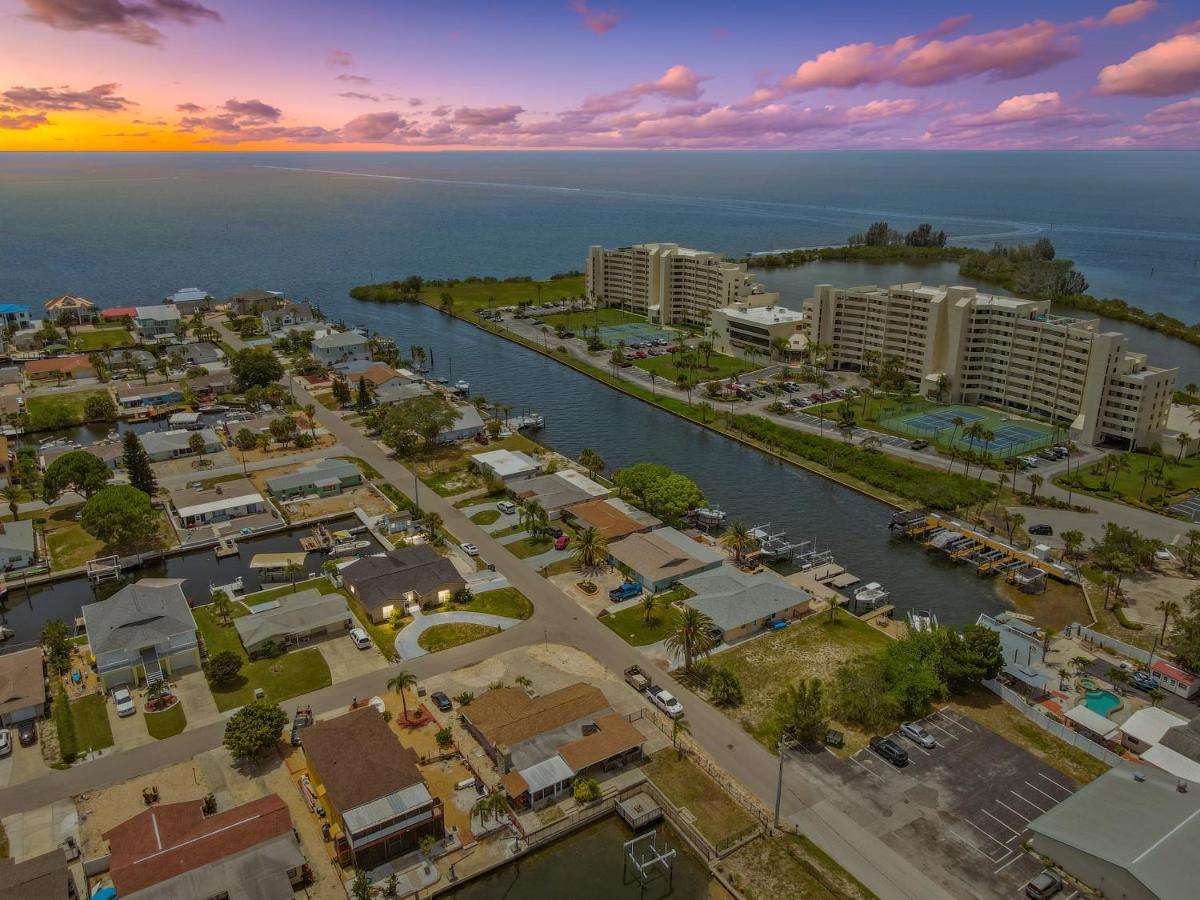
[299,523,333,552]
[214,537,239,558]
[747,525,834,568]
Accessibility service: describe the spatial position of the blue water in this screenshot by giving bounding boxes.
[1083,688,1122,717]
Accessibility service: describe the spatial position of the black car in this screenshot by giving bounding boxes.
[17,719,37,747]
[869,735,909,766]
[545,526,564,538]
[430,691,453,713]
[1029,524,1053,536]
[909,439,929,450]
[1024,870,1062,899]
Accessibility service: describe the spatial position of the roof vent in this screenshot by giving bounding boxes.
[1178,779,1189,793]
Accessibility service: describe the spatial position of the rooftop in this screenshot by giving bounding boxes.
[23,354,93,374]
[465,683,609,750]
[81,579,195,658]
[141,428,219,454]
[681,568,812,632]
[341,544,465,606]
[723,303,804,325]
[313,330,368,349]
[134,304,182,321]
[567,497,651,540]
[607,527,723,582]
[1121,707,1189,746]
[302,707,426,814]
[471,448,542,478]
[265,458,361,493]
[0,849,72,900]
[234,588,350,648]
[173,480,264,520]
[0,646,46,720]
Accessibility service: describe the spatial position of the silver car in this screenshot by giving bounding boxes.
[900,721,936,749]
[0,728,11,757]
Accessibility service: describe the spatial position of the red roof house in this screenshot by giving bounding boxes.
[1152,659,1199,699]
[101,306,137,320]
[23,355,96,381]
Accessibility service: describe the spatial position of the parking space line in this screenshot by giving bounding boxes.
[982,810,1022,838]
[849,755,884,782]
[1009,792,1046,815]
[922,718,959,741]
[994,852,1025,875]
[997,800,1031,822]
[965,820,1009,853]
[938,709,975,733]
[1037,772,1075,795]
[1024,780,1060,803]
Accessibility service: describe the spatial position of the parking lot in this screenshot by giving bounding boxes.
[1168,491,1200,522]
[798,707,1089,899]
[787,409,918,450]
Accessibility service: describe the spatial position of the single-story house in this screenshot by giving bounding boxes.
[185,369,235,396]
[166,287,214,315]
[464,683,644,807]
[607,526,724,592]
[566,497,660,540]
[228,289,287,318]
[114,381,183,411]
[313,331,371,367]
[353,363,408,392]
[173,341,223,367]
[1117,707,1200,783]
[1063,704,1120,743]
[341,545,466,621]
[171,478,267,529]
[471,448,543,484]
[431,403,486,444]
[0,366,21,386]
[102,306,137,321]
[0,849,78,900]
[81,579,200,689]
[134,304,182,341]
[0,520,37,570]
[262,302,315,333]
[510,470,610,515]
[23,355,96,382]
[45,293,97,324]
[234,588,353,654]
[375,381,431,405]
[42,440,123,472]
[1028,765,1197,900]
[1151,659,1199,699]
[0,303,33,331]
[111,348,157,372]
[265,458,364,500]
[303,707,444,869]
[141,428,221,462]
[104,794,305,900]
[680,568,812,643]
[0,646,47,727]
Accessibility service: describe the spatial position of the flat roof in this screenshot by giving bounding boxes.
[1120,707,1189,746]
[248,552,308,568]
[1063,704,1120,740]
[471,448,541,477]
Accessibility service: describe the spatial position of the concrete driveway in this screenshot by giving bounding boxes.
[319,633,388,682]
[107,694,154,751]
[394,610,520,660]
[172,671,222,729]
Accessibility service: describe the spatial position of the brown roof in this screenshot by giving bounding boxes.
[568,499,645,540]
[0,646,46,719]
[499,770,529,797]
[0,850,72,900]
[45,294,95,311]
[465,683,609,749]
[302,707,425,813]
[104,794,293,897]
[23,355,94,375]
[359,363,403,387]
[557,713,645,771]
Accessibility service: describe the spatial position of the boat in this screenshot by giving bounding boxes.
[0,625,14,642]
[907,609,938,632]
[854,582,889,608]
[198,404,227,413]
[454,380,470,393]
[435,377,449,385]
[329,540,371,556]
[690,506,727,528]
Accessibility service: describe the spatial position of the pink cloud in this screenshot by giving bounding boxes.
[338,92,380,102]
[1144,96,1200,125]
[1097,26,1200,95]
[342,112,416,142]
[0,112,50,129]
[336,74,371,85]
[631,64,709,100]
[451,105,523,126]
[1083,1,1158,29]
[569,0,620,35]
[175,102,203,113]
[3,83,133,111]
[924,92,1113,144]
[327,49,353,67]
[22,0,221,46]
[1108,97,1200,147]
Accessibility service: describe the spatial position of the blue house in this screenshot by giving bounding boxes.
[0,303,33,331]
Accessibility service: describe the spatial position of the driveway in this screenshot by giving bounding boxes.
[459,503,521,534]
[107,694,154,751]
[319,633,388,682]
[172,671,222,729]
[394,610,521,660]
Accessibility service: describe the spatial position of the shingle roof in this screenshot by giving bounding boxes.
[265,458,361,494]
[465,683,609,750]
[0,520,36,555]
[0,849,72,900]
[141,428,219,455]
[607,527,723,583]
[568,498,646,540]
[135,304,181,321]
[81,579,195,657]
[557,712,644,771]
[23,355,94,375]
[233,589,350,647]
[313,331,368,349]
[45,294,94,311]
[302,707,426,813]
[681,568,812,632]
[1161,716,1200,763]
[0,646,46,719]
[341,545,464,606]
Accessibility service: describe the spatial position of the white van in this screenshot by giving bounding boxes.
[349,628,371,650]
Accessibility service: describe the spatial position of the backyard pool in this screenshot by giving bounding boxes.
[1082,686,1123,718]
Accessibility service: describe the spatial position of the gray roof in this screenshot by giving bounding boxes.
[81,579,195,657]
[1161,716,1200,763]
[342,783,435,836]
[313,331,368,349]
[265,458,361,494]
[1028,765,1200,899]
[448,404,485,432]
[0,520,36,555]
[342,545,465,606]
[513,473,593,511]
[0,849,72,900]
[141,428,219,455]
[681,568,811,632]
[135,304,182,321]
[129,833,303,900]
[375,382,430,404]
[234,589,351,648]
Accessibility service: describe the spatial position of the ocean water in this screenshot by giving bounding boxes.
[1,151,1197,322]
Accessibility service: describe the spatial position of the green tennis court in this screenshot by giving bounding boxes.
[880,402,1062,458]
[595,322,681,346]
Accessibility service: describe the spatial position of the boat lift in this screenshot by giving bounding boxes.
[623,830,676,885]
[748,524,834,568]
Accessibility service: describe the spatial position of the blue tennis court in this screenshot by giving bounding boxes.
[882,403,1059,457]
[595,322,681,346]
[903,408,985,433]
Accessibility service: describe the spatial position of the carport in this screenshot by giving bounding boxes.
[1064,705,1120,743]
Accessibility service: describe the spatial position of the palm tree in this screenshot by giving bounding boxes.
[770,335,790,362]
[1005,511,1025,543]
[640,593,656,625]
[282,560,305,592]
[0,486,20,521]
[1061,529,1085,561]
[720,521,756,564]
[569,526,608,590]
[664,607,717,672]
[302,403,317,438]
[993,472,1009,513]
[1107,453,1131,492]
[1109,668,1133,695]
[1027,473,1044,501]
[1068,656,1092,680]
[579,448,604,479]
[1177,434,1193,463]
[1156,600,1181,646]
[387,670,418,724]
[210,589,234,625]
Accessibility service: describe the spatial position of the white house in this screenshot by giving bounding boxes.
[134,305,183,342]
[471,448,543,483]
[171,478,267,529]
[81,579,200,689]
[313,331,371,368]
[434,404,486,444]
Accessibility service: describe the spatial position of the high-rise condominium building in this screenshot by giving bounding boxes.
[586,243,779,329]
[804,283,1177,449]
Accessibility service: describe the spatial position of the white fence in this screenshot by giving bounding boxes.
[981,678,1126,768]
[1066,623,1161,666]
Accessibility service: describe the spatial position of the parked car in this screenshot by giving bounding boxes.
[461,543,479,557]
[909,439,929,451]
[649,687,684,719]
[1024,870,1063,899]
[113,688,136,718]
[497,500,517,515]
[899,722,936,749]
[349,627,372,650]
[609,581,643,602]
[430,691,453,712]
[16,720,37,746]
[869,735,909,766]
[1028,524,1053,536]
[1155,548,1175,562]
[0,728,11,757]
[1132,670,1160,691]
[554,534,570,551]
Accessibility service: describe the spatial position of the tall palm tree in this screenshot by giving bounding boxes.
[720,521,756,564]
[283,560,305,591]
[210,589,234,625]
[664,607,717,672]
[993,473,1009,513]
[387,670,418,724]
[1027,473,1044,501]
[0,486,20,521]
[1177,435,1193,463]
[569,526,608,590]
[302,403,317,438]
[640,593,657,625]
[1156,600,1181,646]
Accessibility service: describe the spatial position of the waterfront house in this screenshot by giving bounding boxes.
[0,303,33,331]
[355,363,409,392]
[104,794,305,900]
[81,579,200,689]
[102,306,136,322]
[341,545,465,621]
[173,341,223,367]
[565,497,660,540]
[170,478,267,530]
[462,683,645,808]
[262,301,315,333]
[510,470,609,515]
[111,348,156,373]
[114,381,183,412]
[375,381,431,405]
[234,588,353,655]
[165,287,214,315]
[185,369,234,397]
[434,403,486,444]
[471,448,542,484]
[606,527,723,592]
[0,849,78,900]
[0,646,47,727]
[41,440,123,472]
[680,568,812,643]
[133,305,183,342]
[0,520,37,570]
[302,707,445,869]
[227,289,287,317]
[23,355,96,383]
[313,331,371,368]
[265,458,363,500]
[44,293,97,324]
[975,613,1054,698]
[140,428,221,462]
[1150,659,1200,699]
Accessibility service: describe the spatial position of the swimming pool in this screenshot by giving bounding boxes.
[1083,687,1123,717]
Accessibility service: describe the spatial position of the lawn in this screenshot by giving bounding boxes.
[724,833,875,900]
[633,349,750,384]
[193,606,332,711]
[145,702,187,739]
[642,752,757,850]
[59,692,114,759]
[25,389,114,430]
[458,587,533,619]
[70,328,134,352]
[432,274,586,310]
[43,505,176,570]
[715,610,890,750]
[505,534,555,559]
[601,595,678,646]
[470,509,500,525]
[417,622,497,653]
[1058,449,1200,511]
[537,307,646,330]
[412,434,541,497]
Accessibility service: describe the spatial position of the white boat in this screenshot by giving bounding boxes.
[907,610,938,632]
[454,380,470,393]
[854,582,889,607]
[0,625,14,642]
[691,507,727,528]
[329,540,371,556]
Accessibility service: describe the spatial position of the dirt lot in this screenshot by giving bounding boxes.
[1119,566,1195,626]
[250,461,394,520]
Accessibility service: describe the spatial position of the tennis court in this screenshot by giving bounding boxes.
[595,322,680,347]
[881,403,1060,458]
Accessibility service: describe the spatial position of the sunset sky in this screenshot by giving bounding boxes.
[1,0,1198,150]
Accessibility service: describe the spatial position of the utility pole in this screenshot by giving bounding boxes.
[773,731,798,830]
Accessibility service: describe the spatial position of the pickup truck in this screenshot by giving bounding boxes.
[647,686,684,719]
[609,581,643,602]
[624,666,651,692]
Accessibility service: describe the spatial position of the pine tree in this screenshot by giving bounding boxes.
[122,431,158,496]
[356,376,372,412]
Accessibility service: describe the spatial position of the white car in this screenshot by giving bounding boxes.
[900,721,936,749]
[1155,548,1175,562]
[113,688,136,717]
[497,500,517,515]
[649,688,684,719]
[461,543,479,557]
[349,627,372,650]
[0,728,11,757]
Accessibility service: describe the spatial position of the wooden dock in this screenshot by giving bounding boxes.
[299,524,333,552]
